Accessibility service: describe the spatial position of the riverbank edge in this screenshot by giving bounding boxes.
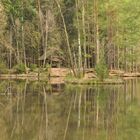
[64,78,125,85]
[0,69,140,84]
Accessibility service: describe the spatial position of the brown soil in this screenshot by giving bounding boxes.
[50,68,70,77]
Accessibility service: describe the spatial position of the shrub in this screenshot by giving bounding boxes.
[44,64,51,72]
[29,64,37,71]
[95,61,109,81]
[0,61,8,74]
[14,63,26,74]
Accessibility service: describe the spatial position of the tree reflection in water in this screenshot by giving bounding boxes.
[0,79,140,140]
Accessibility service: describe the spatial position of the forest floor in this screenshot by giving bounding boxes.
[0,68,140,84]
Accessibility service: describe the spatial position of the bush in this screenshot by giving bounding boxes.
[0,61,8,74]
[14,63,26,74]
[29,64,37,71]
[44,64,51,72]
[95,61,109,81]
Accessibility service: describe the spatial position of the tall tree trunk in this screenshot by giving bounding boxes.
[82,0,87,73]
[55,0,76,76]
[21,25,27,68]
[9,26,12,69]
[10,14,20,64]
[94,0,100,65]
[43,10,49,68]
[37,0,45,68]
[21,3,27,70]
[76,0,82,77]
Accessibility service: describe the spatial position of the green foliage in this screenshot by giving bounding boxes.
[63,0,76,40]
[44,64,51,72]
[0,60,8,74]
[14,63,26,74]
[65,72,75,80]
[46,63,51,68]
[29,63,37,71]
[1,0,140,72]
[38,64,51,73]
[95,61,109,81]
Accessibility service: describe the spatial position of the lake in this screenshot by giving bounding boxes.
[0,79,140,140]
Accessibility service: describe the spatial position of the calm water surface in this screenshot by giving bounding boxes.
[0,79,140,140]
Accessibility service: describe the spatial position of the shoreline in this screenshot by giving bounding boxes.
[0,73,140,85]
[0,68,140,85]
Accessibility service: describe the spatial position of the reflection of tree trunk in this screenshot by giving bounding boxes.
[39,86,49,140]
[94,87,99,140]
[43,86,48,140]
[82,90,86,140]
[73,90,78,109]
[11,84,20,138]
[87,88,90,127]
[21,80,27,136]
[130,79,135,101]
[17,85,20,136]
[39,107,44,140]
[9,81,13,122]
[124,81,127,114]
[63,95,73,140]
[77,89,82,128]
[135,78,138,97]
[96,87,99,128]
[116,86,119,138]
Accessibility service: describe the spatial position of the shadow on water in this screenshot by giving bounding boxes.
[0,79,140,140]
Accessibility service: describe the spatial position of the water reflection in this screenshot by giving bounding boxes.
[0,79,140,140]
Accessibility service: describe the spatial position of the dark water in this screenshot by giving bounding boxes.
[0,79,140,140]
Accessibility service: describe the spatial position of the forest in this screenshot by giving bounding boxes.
[0,0,140,80]
[1,1,140,139]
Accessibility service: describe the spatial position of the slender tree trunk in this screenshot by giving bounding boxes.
[21,2,27,69]
[55,0,76,76]
[9,26,12,69]
[21,25,27,68]
[37,0,45,68]
[94,0,100,65]
[124,46,127,72]
[116,22,120,70]
[131,46,134,72]
[76,0,82,77]
[82,0,87,73]
[43,10,49,67]
[10,14,20,64]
